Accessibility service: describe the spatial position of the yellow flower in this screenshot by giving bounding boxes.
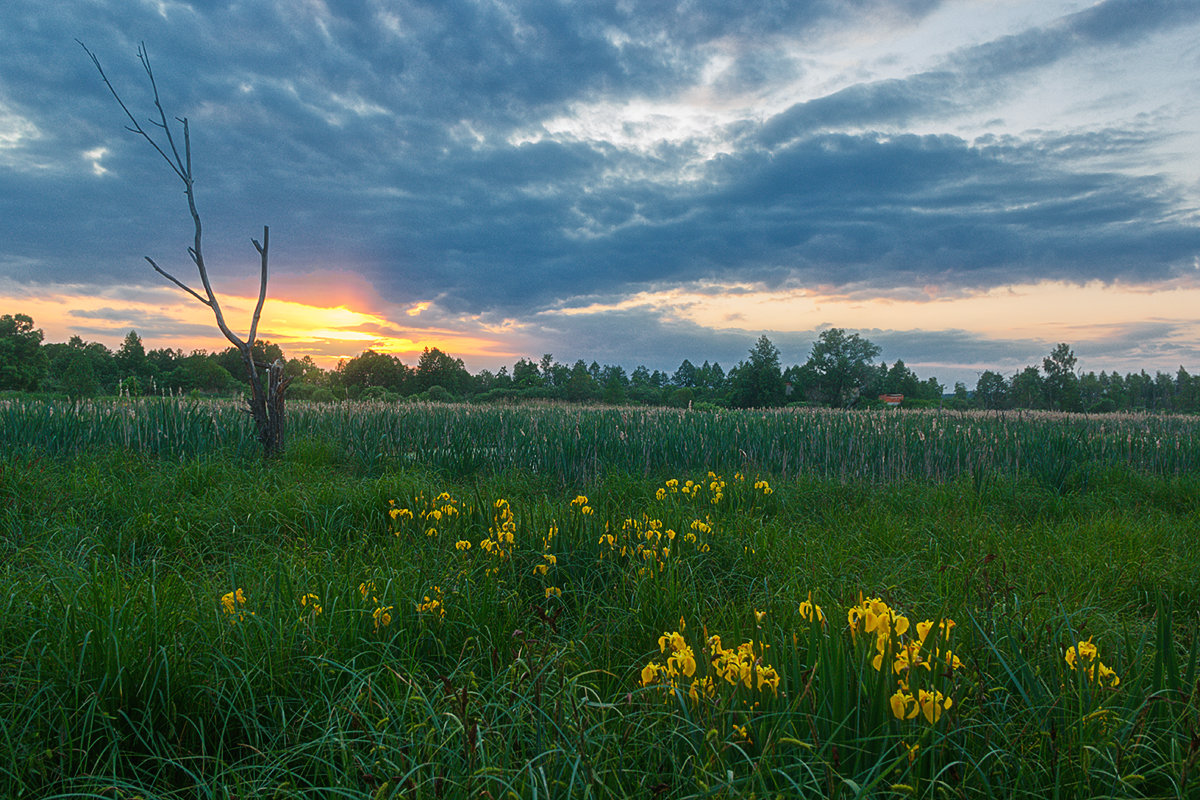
[455,539,472,551]
[220,588,249,622]
[1065,638,1098,670]
[545,586,562,599]
[655,488,667,501]
[756,664,780,694]
[299,593,322,618]
[798,591,825,624]
[668,644,697,678]
[688,676,715,703]
[1065,638,1119,687]
[916,689,952,723]
[571,495,588,507]
[916,618,955,643]
[373,605,393,629]
[658,630,686,653]
[358,581,375,600]
[416,589,445,620]
[641,662,660,686]
[1095,662,1120,688]
[890,689,918,720]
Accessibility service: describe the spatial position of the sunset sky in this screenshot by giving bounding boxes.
[2,0,1199,388]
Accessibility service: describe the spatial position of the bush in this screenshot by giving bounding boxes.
[667,387,694,408]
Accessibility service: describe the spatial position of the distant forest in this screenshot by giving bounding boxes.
[2,313,1197,413]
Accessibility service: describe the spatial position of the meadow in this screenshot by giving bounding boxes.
[1,398,1197,798]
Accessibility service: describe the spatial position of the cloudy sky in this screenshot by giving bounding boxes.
[2,0,1199,387]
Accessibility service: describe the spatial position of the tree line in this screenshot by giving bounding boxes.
[2,313,1196,412]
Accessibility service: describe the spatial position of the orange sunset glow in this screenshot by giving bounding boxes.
[11,272,1200,382]
[2,280,517,368]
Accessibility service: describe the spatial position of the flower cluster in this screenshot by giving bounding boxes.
[388,492,461,539]
[655,473,728,505]
[847,595,910,644]
[570,494,594,515]
[847,595,962,724]
[373,603,393,630]
[708,473,727,504]
[709,634,780,695]
[798,591,824,624]
[597,513,713,578]
[416,586,445,621]
[479,498,516,570]
[640,624,779,705]
[299,592,322,622]
[360,581,392,631]
[1065,638,1120,688]
[220,588,252,624]
[890,686,953,724]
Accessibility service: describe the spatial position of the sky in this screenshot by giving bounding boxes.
[2,0,1199,388]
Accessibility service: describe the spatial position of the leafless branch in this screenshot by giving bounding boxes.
[84,40,286,457]
[145,257,212,307]
[77,40,186,183]
[248,226,269,346]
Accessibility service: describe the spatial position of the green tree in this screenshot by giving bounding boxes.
[729,336,786,408]
[883,360,922,396]
[974,370,1008,409]
[1009,366,1044,409]
[565,360,601,402]
[0,313,47,391]
[600,364,628,404]
[512,358,542,389]
[672,359,698,388]
[1042,343,1081,411]
[804,328,881,407]
[415,347,472,396]
[175,354,234,394]
[116,330,149,379]
[340,350,410,396]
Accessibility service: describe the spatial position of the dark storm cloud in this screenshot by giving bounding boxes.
[0,0,1197,334]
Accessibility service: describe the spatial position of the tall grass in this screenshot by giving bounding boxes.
[1,443,1197,797]
[3,397,1199,487]
[2,399,1197,796]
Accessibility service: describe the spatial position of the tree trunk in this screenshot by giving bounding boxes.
[243,353,290,458]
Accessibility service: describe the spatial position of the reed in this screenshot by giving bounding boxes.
[3,398,1198,489]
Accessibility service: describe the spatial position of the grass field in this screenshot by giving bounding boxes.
[1,399,1198,798]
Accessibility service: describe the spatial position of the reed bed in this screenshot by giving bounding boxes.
[3,397,1198,488]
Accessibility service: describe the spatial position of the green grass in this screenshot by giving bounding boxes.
[4,397,1200,486]
[0,402,1197,797]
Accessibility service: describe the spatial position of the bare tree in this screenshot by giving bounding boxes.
[81,41,289,457]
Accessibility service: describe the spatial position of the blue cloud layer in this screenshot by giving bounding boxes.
[1,0,1198,377]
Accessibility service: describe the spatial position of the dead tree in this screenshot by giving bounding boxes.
[81,41,290,457]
